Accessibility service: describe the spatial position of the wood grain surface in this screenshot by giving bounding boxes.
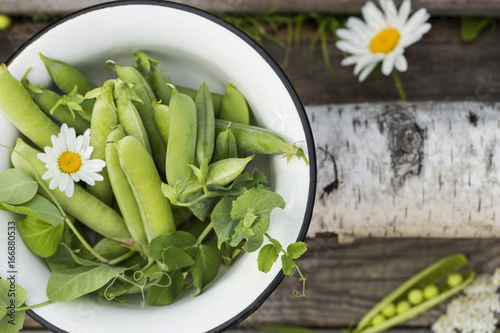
[1,0,500,16]
[0,7,498,333]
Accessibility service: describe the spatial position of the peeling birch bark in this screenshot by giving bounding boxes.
[307,102,500,242]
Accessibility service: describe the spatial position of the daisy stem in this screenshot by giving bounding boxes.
[392,70,407,102]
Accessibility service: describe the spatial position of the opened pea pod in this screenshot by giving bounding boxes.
[352,254,475,333]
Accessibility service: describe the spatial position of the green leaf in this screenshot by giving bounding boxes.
[46,264,125,302]
[258,244,279,273]
[46,243,99,271]
[243,211,258,228]
[212,196,239,248]
[147,270,185,306]
[17,216,63,258]
[191,244,220,295]
[149,231,198,261]
[268,237,283,254]
[162,246,195,271]
[287,242,307,260]
[230,187,285,221]
[0,279,27,333]
[281,254,295,276]
[461,17,493,42]
[230,168,268,192]
[0,168,38,205]
[1,194,63,226]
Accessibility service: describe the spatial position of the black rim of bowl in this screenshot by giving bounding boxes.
[7,1,317,332]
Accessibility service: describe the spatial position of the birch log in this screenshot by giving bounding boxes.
[308,101,500,242]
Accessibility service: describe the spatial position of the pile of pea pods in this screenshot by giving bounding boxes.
[0,51,309,306]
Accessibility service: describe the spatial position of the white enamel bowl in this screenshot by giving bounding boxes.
[0,1,316,332]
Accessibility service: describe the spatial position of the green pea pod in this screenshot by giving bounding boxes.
[215,119,309,165]
[39,53,96,122]
[115,136,176,244]
[86,80,117,206]
[177,85,223,116]
[179,155,254,198]
[113,80,152,155]
[134,51,174,105]
[105,126,148,248]
[113,62,167,174]
[354,254,475,333]
[195,82,215,166]
[220,83,250,125]
[152,101,169,146]
[94,237,130,260]
[11,139,132,243]
[21,69,90,135]
[166,89,197,187]
[0,64,60,149]
[213,122,238,162]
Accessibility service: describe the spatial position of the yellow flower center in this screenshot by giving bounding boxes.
[370,28,400,54]
[58,152,82,174]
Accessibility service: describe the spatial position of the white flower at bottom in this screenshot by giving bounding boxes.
[37,123,106,198]
[336,0,431,81]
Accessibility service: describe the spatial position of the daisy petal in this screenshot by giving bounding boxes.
[49,173,61,190]
[394,54,408,72]
[362,2,386,30]
[379,0,397,20]
[359,62,379,82]
[396,0,411,28]
[336,40,361,54]
[65,181,74,198]
[401,8,430,36]
[382,52,397,75]
[341,55,360,66]
[345,17,370,39]
[59,173,69,192]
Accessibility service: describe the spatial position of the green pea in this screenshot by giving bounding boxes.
[407,288,424,305]
[166,89,197,186]
[215,119,309,165]
[113,62,167,174]
[11,139,132,243]
[381,303,396,318]
[213,122,238,162]
[396,300,411,314]
[86,80,117,206]
[195,81,215,166]
[447,273,463,287]
[134,51,173,105]
[21,69,90,135]
[152,101,169,145]
[371,314,386,326]
[0,14,12,30]
[113,79,152,155]
[105,126,148,248]
[176,86,223,116]
[423,284,439,299]
[220,83,250,125]
[39,53,96,122]
[0,64,60,149]
[115,136,176,243]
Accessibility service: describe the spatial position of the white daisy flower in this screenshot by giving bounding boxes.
[336,0,431,82]
[37,123,106,198]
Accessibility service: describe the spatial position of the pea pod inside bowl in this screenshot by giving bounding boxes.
[0,1,316,332]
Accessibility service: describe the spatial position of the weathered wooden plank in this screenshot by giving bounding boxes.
[1,0,500,16]
[21,237,500,330]
[2,19,499,105]
[241,236,500,328]
[309,101,500,241]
